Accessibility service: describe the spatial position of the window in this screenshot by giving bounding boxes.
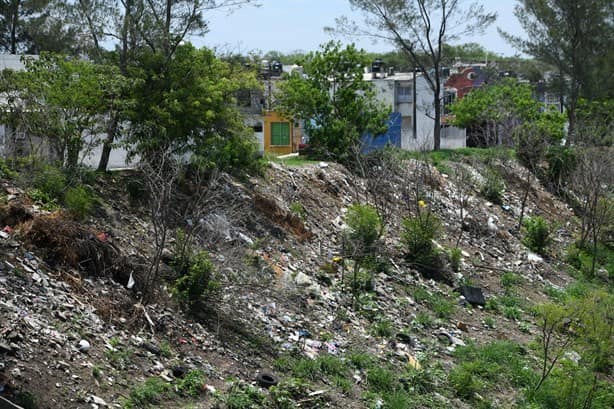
[271,122,290,146]
[397,85,412,103]
[402,116,412,130]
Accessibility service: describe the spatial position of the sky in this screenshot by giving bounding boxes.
[196,0,525,57]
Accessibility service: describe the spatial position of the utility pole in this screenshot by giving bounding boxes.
[413,67,418,139]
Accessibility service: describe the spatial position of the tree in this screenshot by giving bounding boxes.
[3,54,126,171]
[450,79,565,147]
[571,148,614,277]
[0,0,78,54]
[500,0,614,144]
[329,0,496,150]
[70,0,259,171]
[343,203,382,305]
[276,41,390,162]
[128,43,259,171]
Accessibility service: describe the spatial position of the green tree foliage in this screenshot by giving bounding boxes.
[276,41,390,162]
[128,44,259,171]
[172,250,217,307]
[0,0,78,54]
[331,0,496,150]
[343,203,382,302]
[522,216,552,254]
[531,288,613,408]
[450,79,565,146]
[2,54,126,171]
[500,0,614,143]
[71,0,259,171]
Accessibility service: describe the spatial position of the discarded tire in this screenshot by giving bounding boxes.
[256,372,278,388]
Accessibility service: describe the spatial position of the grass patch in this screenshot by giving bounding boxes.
[123,377,173,408]
[410,287,456,319]
[450,341,536,402]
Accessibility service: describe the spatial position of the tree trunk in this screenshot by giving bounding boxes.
[10,1,18,54]
[97,114,118,172]
[433,84,441,151]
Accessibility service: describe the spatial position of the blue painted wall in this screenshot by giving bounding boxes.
[361,112,402,153]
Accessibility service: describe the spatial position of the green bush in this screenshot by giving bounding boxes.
[522,216,551,254]
[344,203,381,259]
[401,214,441,269]
[126,178,147,203]
[177,369,206,397]
[172,251,217,306]
[480,169,504,204]
[545,146,577,191]
[64,186,95,219]
[35,164,67,199]
[0,158,17,179]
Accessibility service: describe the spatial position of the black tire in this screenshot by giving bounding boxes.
[256,372,278,388]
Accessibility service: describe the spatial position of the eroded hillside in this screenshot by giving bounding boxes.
[0,150,611,409]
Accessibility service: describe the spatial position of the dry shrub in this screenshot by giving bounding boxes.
[24,213,119,276]
[0,202,33,227]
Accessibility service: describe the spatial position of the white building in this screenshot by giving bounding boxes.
[364,68,466,151]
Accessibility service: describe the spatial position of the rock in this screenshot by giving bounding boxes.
[142,342,161,355]
[294,272,313,286]
[0,343,13,355]
[456,321,469,332]
[78,339,91,353]
[88,395,107,407]
[459,285,485,306]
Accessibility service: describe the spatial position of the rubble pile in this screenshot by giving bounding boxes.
[0,156,581,408]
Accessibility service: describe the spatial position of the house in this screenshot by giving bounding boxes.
[364,62,466,152]
[238,61,303,156]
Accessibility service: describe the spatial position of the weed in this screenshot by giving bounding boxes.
[480,169,504,204]
[544,285,566,303]
[219,381,267,409]
[13,391,38,409]
[401,214,441,271]
[485,297,501,313]
[27,188,59,210]
[177,370,206,397]
[503,306,522,321]
[289,201,306,220]
[347,351,376,370]
[159,340,173,358]
[105,346,133,369]
[449,247,462,273]
[484,317,496,329]
[123,377,173,408]
[450,341,535,402]
[518,321,531,333]
[366,367,398,394]
[64,186,95,219]
[414,311,435,329]
[501,271,522,290]
[371,318,394,338]
[92,365,103,380]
